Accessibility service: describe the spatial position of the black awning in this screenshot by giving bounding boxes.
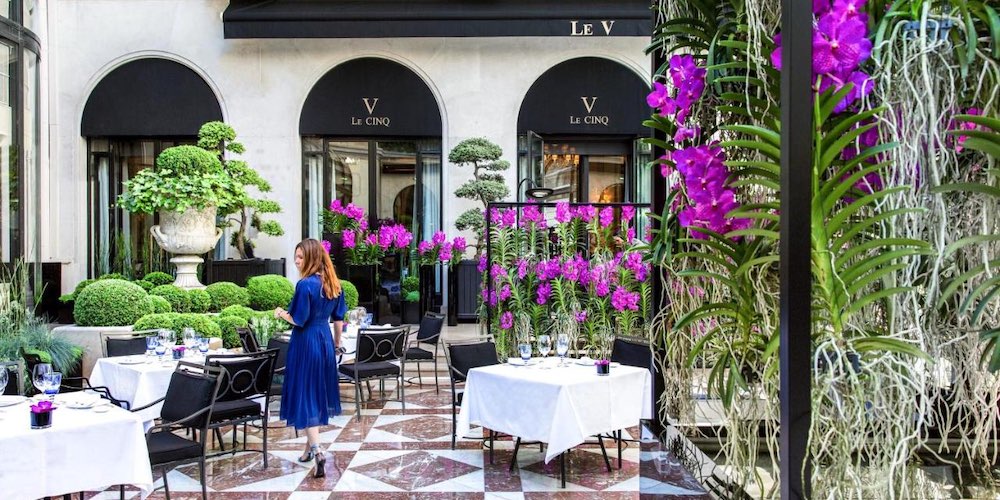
[223,0,651,38]
[300,57,441,137]
[81,58,223,137]
[518,57,650,136]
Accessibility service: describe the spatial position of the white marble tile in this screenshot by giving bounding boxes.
[604,475,642,492]
[414,470,485,492]
[428,448,486,468]
[347,449,415,467]
[327,441,363,451]
[225,470,311,492]
[517,469,595,492]
[638,477,706,496]
[485,493,525,500]
[288,492,336,500]
[333,470,406,492]
[364,427,420,442]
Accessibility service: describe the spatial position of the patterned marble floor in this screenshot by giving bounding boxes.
[82,383,710,499]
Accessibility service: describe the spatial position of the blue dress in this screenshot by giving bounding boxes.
[280,274,347,429]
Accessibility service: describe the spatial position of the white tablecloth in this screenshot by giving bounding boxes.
[456,359,652,463]
[90,356,177,424]
[0,394,152,498]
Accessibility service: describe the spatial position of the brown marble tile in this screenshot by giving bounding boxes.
[402,389,454,408]
[329,493,484,500]
[522,449,639,491]
[350,450,482,490]
[361,440,484,450]
[640,494,710,500]
[176,453,306,491]
[294,450,356,491]
[375,414,454,440]
[381,408,454,415]
[524,493,637,500]
[482,449,523,492]
[335,414,379,442]
[148,493,292,500]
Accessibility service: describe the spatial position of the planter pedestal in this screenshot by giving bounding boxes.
[171,255,207,290]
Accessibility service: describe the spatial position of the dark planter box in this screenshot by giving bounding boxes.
[452,259,482,324]
[418,265,437,316]
[401,300,421,324]
[202,258,286,287]
[346,264,379,324]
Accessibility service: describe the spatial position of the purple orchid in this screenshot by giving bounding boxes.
[500,311,514,330]
[555,201,573,223]
[611,286,640,311]
[536,282,552,305]
[599,206,615,228]
[321,240,332,254]
[343,230,356,249]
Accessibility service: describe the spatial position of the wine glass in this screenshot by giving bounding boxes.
[537,334,552,359]
[155,342,167,361]
[556,334,570,366]
[32,363,52,396]
[518,343,532,364]
[198,337,210,355]
[145,335,159,357]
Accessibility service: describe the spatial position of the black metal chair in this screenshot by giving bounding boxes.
[443,340,502,461]
[203,349,279,467]
[104,333,150,358]
[2,360,21,395]
[338,326,408,420]
[404,312,445,393]
[133,361,224,500]
[604,335,653,469]
[238,327,260,353]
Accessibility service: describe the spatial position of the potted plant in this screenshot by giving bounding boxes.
[196,122,287,286]
[449,137,509,323]
[118,144,239,289]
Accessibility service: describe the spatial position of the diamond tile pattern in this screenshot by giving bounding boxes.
[82,380,709,497]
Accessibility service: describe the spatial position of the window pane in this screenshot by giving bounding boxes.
[23,48,39,268]
[0,41,15,261]
[588,155,626,203]
[329,141,370,213]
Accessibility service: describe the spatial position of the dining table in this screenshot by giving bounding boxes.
[455,356,653,466]
[0,392,153,499]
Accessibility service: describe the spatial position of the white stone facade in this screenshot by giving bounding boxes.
[43,1,649,291]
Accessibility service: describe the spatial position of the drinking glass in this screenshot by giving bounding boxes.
[198,337,210,355]
[537,334,552,358]
[32,363,52,395]
[145,336,158,356]
[183,328,196,349]
[155,343,167,361]
[556,334,570,366]
[518,343,532,364]
[0,367,8,395]
[43,372,62,401]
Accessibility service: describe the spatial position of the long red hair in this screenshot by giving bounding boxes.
[296,238,341,299]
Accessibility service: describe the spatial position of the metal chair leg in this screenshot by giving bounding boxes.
[560,452,566,488]
[597,435,612,472]
[199,456,208,499]
[417,362,423,387]
[355,379,362,421]
[162,466,171,499]
[214,428,225,452]
[262,415,269,469]
[433,354,440,394]
[451,398,458,449]
[399,371,406,411]
[509,437,522,472]
[489,430,495,464]
[617,430,623,469]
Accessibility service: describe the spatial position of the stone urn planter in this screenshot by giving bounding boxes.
[150,206,222,289]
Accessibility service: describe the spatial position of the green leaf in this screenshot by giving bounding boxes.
[850,337,930,361]
[931,183,1000,198]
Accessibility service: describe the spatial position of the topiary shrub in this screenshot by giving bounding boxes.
[98,273,126,281]
[401,275,419,296]
[133,313,180,333]
[143,271,174,287]
[174,313,223,341]
[133,279,155,292]
[205,282,250,311]
[150,284,190,313]
[73,279,154,327]
[210,315,248,349]
[247,274,293,310]
[147,295,172,314]
[220,304,256,321]
[188,289,212,313]
[341,280,359,309]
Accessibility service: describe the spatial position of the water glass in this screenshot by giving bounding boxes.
[43,372,62,401]
[182,328,197,349]
[198,337,210,355]
[518,343,532,363]
[155,344,167,361]
[556,334,570,365]
[145,336,159,356]
[537,335,552,358]
[32,363,52,395]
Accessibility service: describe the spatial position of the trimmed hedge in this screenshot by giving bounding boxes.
[74,279,154,327]
[133,279,155,292]
[220,304,255,321]
[173,314,222,340]
[247,274,293,310]
[401,275,419,295]
[133,313,180,333]
[73,279,96,297]
[188,289,212,314]
[205,282,250,311]
[150,285,189,313]
[210,315,248,349]
[147,295,172,313]
[341,280,359,310]
[98,273,126,281]
[143,272,174,287]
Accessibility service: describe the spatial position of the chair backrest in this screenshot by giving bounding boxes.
[105,336,148,358]
[160,362,224,431]
[266,337,290,372]
[446,341,499,383]
[2,360,21,395]
[204,349,278,402]
[610,336,652,370]
[237,327,260,353]
[355,327,408,364]
[415,312,445,344]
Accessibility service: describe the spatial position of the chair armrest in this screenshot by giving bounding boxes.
[131,396,166,413]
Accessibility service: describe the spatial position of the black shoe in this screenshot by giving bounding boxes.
[314,453,326,478]
[297,451,314,463]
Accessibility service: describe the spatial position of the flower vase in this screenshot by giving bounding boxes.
[418,264,437,316]
[30,410,52,429]
[596,360,611,376]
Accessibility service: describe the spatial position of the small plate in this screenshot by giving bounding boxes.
[64,399,98,410]
[0,395,26,407]
[507,358,534,366]
[92,404,111,413]
[116,356,146,365]
[610,362,621,368]
[575,358,596,366]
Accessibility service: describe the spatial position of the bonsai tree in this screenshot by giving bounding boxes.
[449,137,510,253]
[118,145,239,215]
[197,121,284,259]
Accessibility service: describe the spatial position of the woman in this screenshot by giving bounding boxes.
[274,238,347,478]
